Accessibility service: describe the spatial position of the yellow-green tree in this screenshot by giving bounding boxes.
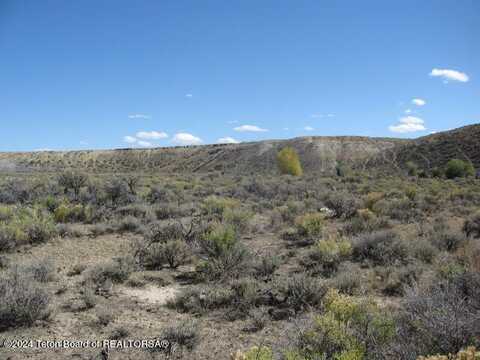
[277,147,303,176]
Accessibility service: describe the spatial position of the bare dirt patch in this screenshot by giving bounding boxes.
[119,284,181,306]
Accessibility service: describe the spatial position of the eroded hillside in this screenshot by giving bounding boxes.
[0,136,405,175]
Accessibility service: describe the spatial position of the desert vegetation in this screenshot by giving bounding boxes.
[0,148,479,360]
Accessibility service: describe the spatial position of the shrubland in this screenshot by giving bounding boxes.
[0,164,479,359]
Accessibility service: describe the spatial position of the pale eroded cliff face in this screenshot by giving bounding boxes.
[0,136,405,175]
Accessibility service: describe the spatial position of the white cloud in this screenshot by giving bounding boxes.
[172,132,203,145]
[217,137,240,144]
[389,116,426,133]
[234,124,268,132]
[412,98,426,106]
[137,140,153,147]
[136,131,168,140]
[405,109,412,114]
[430,68,469,83]
[304,126,314,131]
[185,94,193,98]
[124,136,137,144]
[128,114,151,119]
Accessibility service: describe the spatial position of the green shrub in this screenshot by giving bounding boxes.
[85,257,134,286]
[330,263,362,295]
[154,204,179,220]
[445,159,475,179]
[144,222,184,244]
[377,264,423,296]
[342,213,391,236]
[245,307,269,332]
[196,224,249,281]
[277,147,303,176]
[225,281,260,321]
[397,275,480,357]
[325,193,360,219]
[116,204,153,220]
[201,196,239,219]
[80,283,97,309]
[116,215,142,233]
[364,192,384,212]
[24,214,57,244]
[0,225,17,252]
[0,268,51,331]
[301,237,352,277]
[168,285,234,314]
[352,230,409,266]
[96,307,116,326]
[275,273,327,312]
[18,258,55,283]
[200,223,238,258]
[224,208,253,234]
[253,254,280,279]
[57,170,88,200]
[144,240,190,270]
[196,245,248,282]
[406,161,419,176]
[103,178,131,205]
[405,186,418,201]
[232,346,274,360]
[429,222,467,252]
[0,207,56,249]
[0,205,14,221]
[295,213,324,237]
[44,195,59,213]
[287,289,394,360]
[411,239,438,264]
[161,320,199,351]
[463,212,480,238]
[54,203,89,223]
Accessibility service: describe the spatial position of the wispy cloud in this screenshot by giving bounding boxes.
[217,136,240,144]
[124,136,137,144]
[227,120,239,124]
[412,98,426,106]
[136,131,168,140]
[137,140,154,147]
[128,114,151,119]
[172,132,202,145]
[389,116,426,133]
[304,126,314,131]
[430,68,469,83]
[185,94,193,98]
[234,124,268,132]
[310,113,335,119]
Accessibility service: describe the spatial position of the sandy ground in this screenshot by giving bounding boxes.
[0,228,291,360]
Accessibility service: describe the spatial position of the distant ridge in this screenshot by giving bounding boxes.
[0,124,478,175]
[374,123,480,173]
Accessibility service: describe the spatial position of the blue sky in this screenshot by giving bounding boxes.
[0,0,478,151]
